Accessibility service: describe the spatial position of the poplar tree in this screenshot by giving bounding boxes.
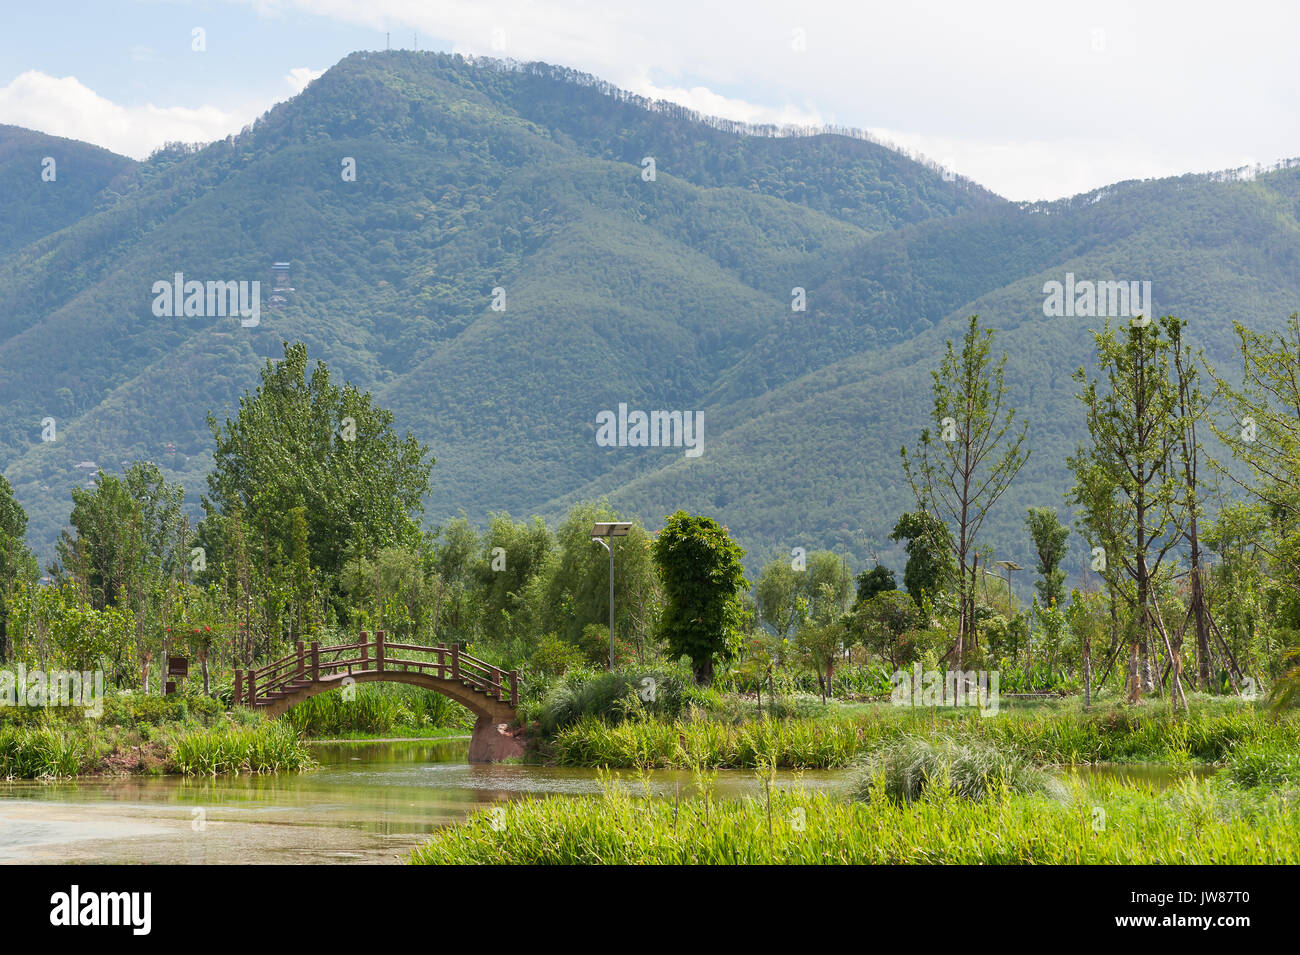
[1025,506,1069,606]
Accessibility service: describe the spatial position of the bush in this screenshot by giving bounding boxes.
[99,692,224,728]
[850,735,1063,804]
[539,665,697,735]
[529,633,588,678]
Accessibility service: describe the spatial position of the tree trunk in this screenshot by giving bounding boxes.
[1083,629,1092,709]
[1191,565,1211,690]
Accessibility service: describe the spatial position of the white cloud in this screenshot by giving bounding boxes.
[286,66,325,94]
[240,0,1300,200]
[627,78,825,130]
[8,1,1299,197]
[0,71,257,159]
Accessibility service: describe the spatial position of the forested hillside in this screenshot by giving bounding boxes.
[0,49,1298,579]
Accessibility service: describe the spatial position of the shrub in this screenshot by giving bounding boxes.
[539,666,696,735]
[850,735,1063,804]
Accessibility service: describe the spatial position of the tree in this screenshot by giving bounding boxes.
[0,475,36,661]
[852,589,924,669]
[801,550,853,623]
[1165,316,1216,689]
[1207,313,1300,691]
[755,558,800,640]
[1069,319,1186,707]
[55,473,146,611]
[540,502,658,655]
[795,611,847,703]
[902,316,1029,668]
[651,511,749,684]
[1024,507,1069,607]
[204,340,432,592]
[854,564,897,608]
[889,511,956,607]
[756,550,851,639]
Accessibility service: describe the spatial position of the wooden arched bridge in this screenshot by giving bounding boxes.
[234,632,524,762]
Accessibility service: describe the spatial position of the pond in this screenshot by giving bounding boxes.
[0,740,1214,864]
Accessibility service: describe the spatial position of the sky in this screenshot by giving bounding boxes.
[0,0,1296,201]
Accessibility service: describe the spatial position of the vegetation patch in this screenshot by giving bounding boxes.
[849,735,1062,804]
[410,776,1300,865]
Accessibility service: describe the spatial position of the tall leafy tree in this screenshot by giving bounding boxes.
[1165,316,1216,688]
[901,316,1028,664]
[755,558,800,640]
[651,511,748,684]
[0,474,36,660]
[540,502,658,655]
[1025,506,1069,606]
[889,511,956,607]
[203,341,432,592]
[854,564,897,608]
[1207,313,1300,702]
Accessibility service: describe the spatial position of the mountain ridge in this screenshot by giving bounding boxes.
[1,50,1298,582]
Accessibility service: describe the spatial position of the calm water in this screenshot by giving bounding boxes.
[0,741,1212,864]
[0,740,844,864]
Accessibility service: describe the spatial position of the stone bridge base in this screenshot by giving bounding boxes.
[468,717,528,763]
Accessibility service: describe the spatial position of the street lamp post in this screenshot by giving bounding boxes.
[591,522,632,670]
[995,559,1023,606]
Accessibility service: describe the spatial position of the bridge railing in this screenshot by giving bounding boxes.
[234,632,520,709]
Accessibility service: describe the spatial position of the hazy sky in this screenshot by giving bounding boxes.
[1,0,1296,200]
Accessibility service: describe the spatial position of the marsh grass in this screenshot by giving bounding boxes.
[169,721,315,775]
[283,682,473,737]
[850,735,1064,804]
[0,725,84,778]
[551,698,1297,769]
[1225,739,1300,788]
[409,776,1300,865]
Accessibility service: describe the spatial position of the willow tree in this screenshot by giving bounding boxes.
[901,316,1028,668]
[1068,319,1187,707]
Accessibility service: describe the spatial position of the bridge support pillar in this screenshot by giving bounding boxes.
[468,715,527,763]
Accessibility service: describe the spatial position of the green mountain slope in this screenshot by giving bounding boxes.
[0,50,1297,581]
[0,125,135,260]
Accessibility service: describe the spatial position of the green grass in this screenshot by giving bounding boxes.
[169,721,316,775]
[0,713,316,778]
[550,696,1298,769]
[1226,740,1300,788]
[0,725,85,778]
[410,776,1300,865]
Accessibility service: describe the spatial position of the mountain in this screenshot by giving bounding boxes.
[1,50,1298,583]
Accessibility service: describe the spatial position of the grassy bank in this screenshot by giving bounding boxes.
[0,692,317,778]
[410,775,1300,864]
[549,697,1299,769]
